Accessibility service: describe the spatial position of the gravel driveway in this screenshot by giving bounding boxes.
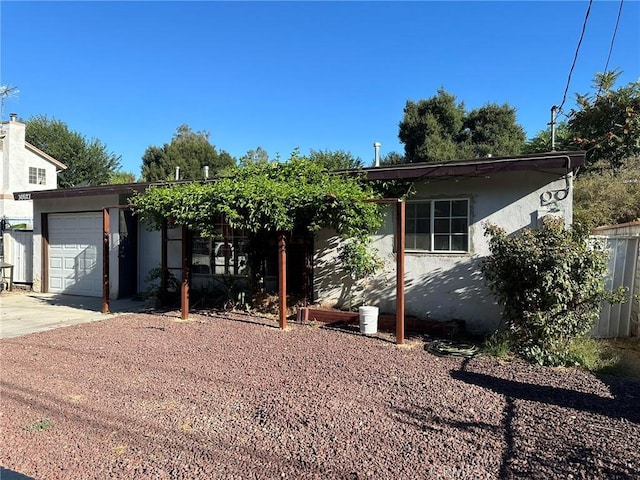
[1,311,638,479]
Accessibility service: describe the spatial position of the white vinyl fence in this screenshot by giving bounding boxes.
[2,230,34,284]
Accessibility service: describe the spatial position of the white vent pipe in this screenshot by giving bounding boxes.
[373,142,381,167]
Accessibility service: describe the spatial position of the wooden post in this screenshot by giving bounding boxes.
[161,219,168,305]
[181,224,189,320]
[278,232,287,329]
[396,200,405,345]
[102,208,110,314]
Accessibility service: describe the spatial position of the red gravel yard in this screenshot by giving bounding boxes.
[1,312,639,479]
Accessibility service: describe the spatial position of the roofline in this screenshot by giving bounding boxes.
[355,151,585,181]
[592,220,640,232]
[0,119,67,170]
[15,151,587,201]
[14,181,168,200]
[25,143,68,170]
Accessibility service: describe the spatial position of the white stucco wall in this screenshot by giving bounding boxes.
[314,169,574,334]
[1,120,61,228]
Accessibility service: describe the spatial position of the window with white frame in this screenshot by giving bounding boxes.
[28,167,46,185]
[405,199,470,252]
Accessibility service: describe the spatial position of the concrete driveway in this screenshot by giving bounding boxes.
[0,292,146,339]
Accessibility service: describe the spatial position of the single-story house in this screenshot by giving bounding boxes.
[313,151,585,333]
[15,150,585,334]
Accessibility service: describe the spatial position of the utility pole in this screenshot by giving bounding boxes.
[549,105,558,151]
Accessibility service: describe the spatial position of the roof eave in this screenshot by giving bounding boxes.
[358,151,586,181]
[25,143,68,170]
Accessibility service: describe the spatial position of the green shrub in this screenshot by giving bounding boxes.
[481,217,626,366]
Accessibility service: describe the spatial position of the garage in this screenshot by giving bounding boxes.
[48,212,102,297]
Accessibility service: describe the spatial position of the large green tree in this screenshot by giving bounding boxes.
[398,89,465,162]
[238,146,273,166]
[141,125,235,181]
[460,103,527,158]
[307,149,363,170]
[568,71,640,171]
[525,71,640,171]
[380,151,406,165]
[398,89,526,162]
[25,115,121,188]
[524,121,571,154]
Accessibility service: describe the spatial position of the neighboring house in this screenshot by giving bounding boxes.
[17,151,586,335]
[0,114,67,230]
[0,114,66,281]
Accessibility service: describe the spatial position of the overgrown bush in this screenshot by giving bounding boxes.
[481,217,626,366]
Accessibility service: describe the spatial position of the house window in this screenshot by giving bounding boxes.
[406,199,469,253]
[191,217,248,276]
[28,167,46,185]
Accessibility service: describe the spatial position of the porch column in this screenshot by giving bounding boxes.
[102,208,110,314]
[396,200,405,345]
[181,224,189,320]
[278,232,287,329]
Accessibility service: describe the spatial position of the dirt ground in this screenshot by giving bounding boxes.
[601,337,640,379]
[1,310,639,479]
[3,285,640,379]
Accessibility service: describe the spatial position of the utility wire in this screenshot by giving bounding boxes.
[596,0,625,100]
[557,0,593,117]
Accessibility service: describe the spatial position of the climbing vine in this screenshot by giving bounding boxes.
[130,152,384,275]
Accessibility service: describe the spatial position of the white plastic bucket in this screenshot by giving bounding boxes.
[358,306,379,335]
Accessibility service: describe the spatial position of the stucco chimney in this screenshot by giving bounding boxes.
[9,113,17,122]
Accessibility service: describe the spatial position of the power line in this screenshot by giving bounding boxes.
[596,0,625,99]
[557,0,593,117]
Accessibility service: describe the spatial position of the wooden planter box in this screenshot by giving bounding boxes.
[297,307,464,337]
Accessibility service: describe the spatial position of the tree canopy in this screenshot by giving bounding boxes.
[398,89,526,162]
[238,146,273,167]
[568,71,640,171]
[379,151,406,166]
[524,71,640,227]
[526,71,640,171]
[25,115,121,188]
[306,149,364,170]
[141,125,235,181]
[524,121,571,154]
[108,171,138,184]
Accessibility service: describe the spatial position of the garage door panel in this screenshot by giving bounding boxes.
[49,213,102,297]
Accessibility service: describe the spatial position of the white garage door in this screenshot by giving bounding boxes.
[49,213,103,297]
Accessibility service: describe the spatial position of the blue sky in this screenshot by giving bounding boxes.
[1,1,638,176]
